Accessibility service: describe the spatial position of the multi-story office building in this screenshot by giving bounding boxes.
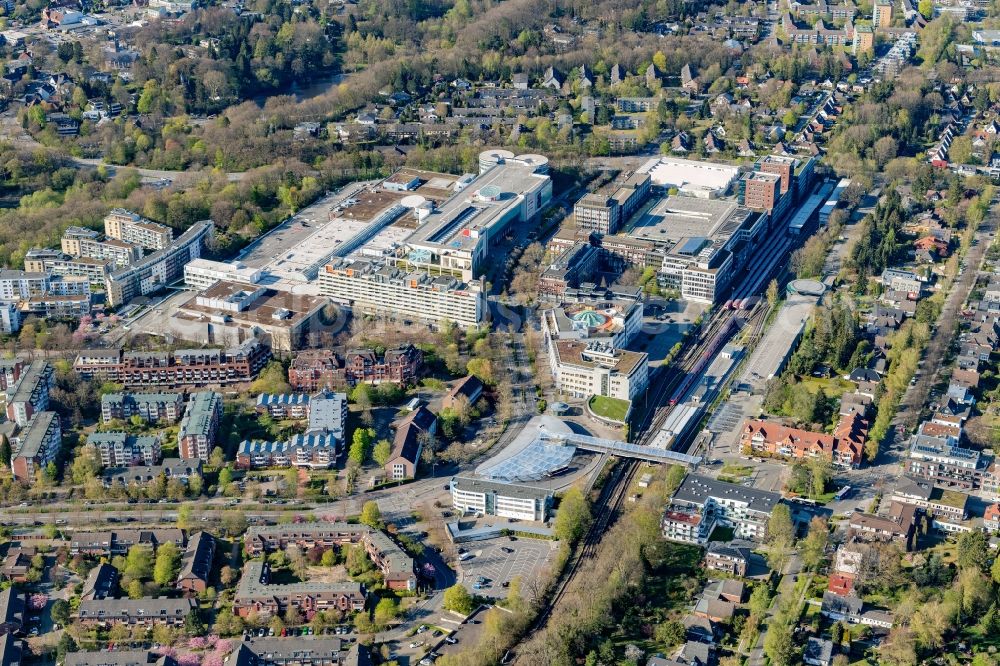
[449,476,553,521]
[537,243,601,301]
[105,221,212,307]
[86,432,161,467]
[739,171,783,213]
[574,193,621,235]
[662,474,782,545]
[403,153,552,280]
[541,298,643,351]
[548,340,649,402]
[104,209,173,251]
[10,411,61,482]
[318,259,485,328]
[178,391,222,460]
[6,361,54,427]
[625,196,763,305]
[73,338,271,388]
[101,392,185,424]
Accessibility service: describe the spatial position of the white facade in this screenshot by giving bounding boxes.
[450,476,553,521]
[318,261,485,328]
[184,258,262,290]
[549,340,649,402]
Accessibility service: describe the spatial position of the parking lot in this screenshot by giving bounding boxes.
[458,537,556,598]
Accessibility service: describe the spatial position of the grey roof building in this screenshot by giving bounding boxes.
[177,532,215,594]
[65,652,175,666]
[77,598,196,626]
[82,563,119,600]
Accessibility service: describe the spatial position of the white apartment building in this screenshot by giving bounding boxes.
[662,474,782,545]
[449,476,554,521]
[548,339,648,402]
[318,259,485,328]
[0,271,49,301]
[86,432,161,467]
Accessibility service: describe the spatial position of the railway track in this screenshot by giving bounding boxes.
[519,203,810,652]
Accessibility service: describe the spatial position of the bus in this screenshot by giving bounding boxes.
[835,486,853,501]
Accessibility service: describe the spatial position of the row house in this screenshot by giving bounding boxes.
[70,529,184,557]
[243,523,415,591]
[73,338,271,389]
[233,561,365,619]
[287,346,423,392]
[77,598,196,627]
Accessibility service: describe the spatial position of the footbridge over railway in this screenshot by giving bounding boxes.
[538,429,702,466]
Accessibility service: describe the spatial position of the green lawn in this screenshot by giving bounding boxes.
[588,395,631,422]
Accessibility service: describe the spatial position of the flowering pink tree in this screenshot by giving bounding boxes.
[202,654,224,666]
[28,594,47,611]
[214,640,231,654]
[178,653,201,666]
[188,638,207,651]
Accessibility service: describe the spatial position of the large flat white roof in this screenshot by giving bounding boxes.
[638,157,741,195]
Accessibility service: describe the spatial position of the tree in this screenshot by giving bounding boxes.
[372,439,392,467]
[957,530,990,573]
[209,447,226,469]
[124,545,154,581]
[655,620,685,648]
[763,618,795,666]
[153,541,181,586]
[749,585,772,616]
[766,278,780,308]
[349,427,374,466]
[321,549,337,567]
[765,504,795,570]
[56,633,77,661]
[374,597,400,627]
[0,438,10,468]
[801,517,829,571]
[127,579,144,599]
[221,511,248,537]
[51,599,70,626]
[918,0,932,17]
[70,446,102,485]
[443,583,475,614]
[250,361,291,395]
[185,610,206,637]
[219,466,234,488]
[553,487,591,544]
[177,505,193,530]
[360,500,382,528]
